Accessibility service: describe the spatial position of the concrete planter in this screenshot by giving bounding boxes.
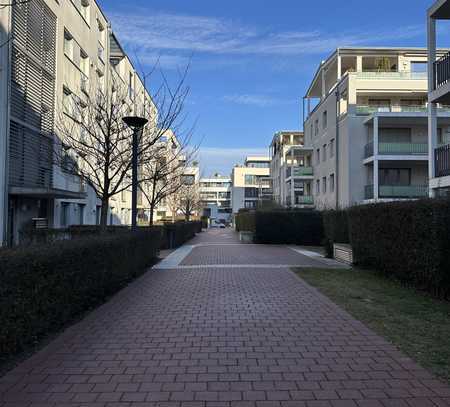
[333,243,353,265]
[239,231,254,243]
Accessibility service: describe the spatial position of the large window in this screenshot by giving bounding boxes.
[329,139,335,157]
[245,188,259,198]
[244,201,257,209]
[246,162,270,168]
[379,168,411,186]
[330,174,335,193]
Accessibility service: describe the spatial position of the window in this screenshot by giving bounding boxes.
[314,119,319,137]
[78,204,85,225]
[182,175,195,185]
[129,72,134,99]
[368,99,391,112]
[64,30,74,60]
[61,203,70,227]
[244,201,257,209]
[245,188,259,198]
[379,169,411,186]
[316,180,320,195]
[322,110,328,129]
[330,174,335,193]
[96,205,101,225]
[322,144,327,162]
[316,149,320,164]
[322,177,327,194]
[330,139,335,157]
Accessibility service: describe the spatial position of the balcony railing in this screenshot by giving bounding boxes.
[286,166,313,178]
[435,144,450,178]
[365,184,429,199]
[355,71,427,80]
[434,51,450,90]
[357,105,450,115]
[364,142,428,158]
[295,196,314,205]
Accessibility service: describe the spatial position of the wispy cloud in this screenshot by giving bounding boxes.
[108,10,425,69]
[223,94,296,108]
[198,147,269,176]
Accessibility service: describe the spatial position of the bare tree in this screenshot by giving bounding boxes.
[178,176,201,222]
[55,65,190,229]
[138,131,196,225]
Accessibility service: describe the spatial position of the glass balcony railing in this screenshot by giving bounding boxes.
[364,142,428,158]
[355,71,427,80]
[365,185,429,199]
[357,105,450,115]
[286,166,313,178]
[295,196,314,205]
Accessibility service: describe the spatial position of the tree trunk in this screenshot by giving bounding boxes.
[149,203,155,226]
[100,196,109,232]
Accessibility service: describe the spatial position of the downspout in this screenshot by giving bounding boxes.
[335,87,340,210]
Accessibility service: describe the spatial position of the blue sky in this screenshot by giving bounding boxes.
[99,0,440,175]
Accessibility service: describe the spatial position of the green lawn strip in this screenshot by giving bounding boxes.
[293,267,450,384]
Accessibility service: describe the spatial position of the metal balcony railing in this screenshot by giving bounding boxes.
[435,144,450,177]
[434,51,450,90]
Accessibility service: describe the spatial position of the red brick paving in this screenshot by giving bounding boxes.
[0,229,449,406]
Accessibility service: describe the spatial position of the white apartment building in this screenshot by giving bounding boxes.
[231,156,271,213]
[269,131,314,209]
[304,47,450,209]
[428,0,450,197]
[0,0,155,245]
[199,175,232,223]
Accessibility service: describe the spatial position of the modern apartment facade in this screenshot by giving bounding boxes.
[199,175,232,223]
[269,131,314,208]
[231,156,271,213]
[428,0,450,197]
[304,47,450,209]
[0,0,155,245]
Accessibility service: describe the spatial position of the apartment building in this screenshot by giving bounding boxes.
[304,47,450,209]
[428,0,450,197]
[231,156,271,213]
[269,131,314,208]
[199,175,232,223]
[0,0,155,245]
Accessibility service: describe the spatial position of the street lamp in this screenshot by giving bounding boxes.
[122,116,148,231]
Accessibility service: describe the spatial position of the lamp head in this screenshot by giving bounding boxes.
[123,116,148,129]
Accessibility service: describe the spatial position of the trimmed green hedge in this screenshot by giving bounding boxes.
[323,199,450,297]
[0,230,161,357]
[161,221,202,249]
[235,210,323,246]
[322,210,350,257]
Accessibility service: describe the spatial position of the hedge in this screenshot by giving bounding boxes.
[322,210,350,257]
[323,199,450,297]
[0,229,161,356]
[160,221,203,249]
[235,210,323,246]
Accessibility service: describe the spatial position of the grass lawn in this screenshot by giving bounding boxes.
[293,267,450,384]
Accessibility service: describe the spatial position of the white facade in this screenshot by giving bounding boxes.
[199,175,232,223]
[0,0,158,245]
[231,156,271,214]
[270,131,314,208]
[428,0,450,197]
[304,47,450,209]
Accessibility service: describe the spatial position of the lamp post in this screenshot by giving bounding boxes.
[122,116,148,231]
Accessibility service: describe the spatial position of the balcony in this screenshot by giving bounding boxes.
[354,71,427,80]
[365,184,429,200]
[364,141,428,158]
[295,196,314,205]
[435,144,450,177]
[357,104,450,115]
[433,51,450,90]
[286,166,313,178]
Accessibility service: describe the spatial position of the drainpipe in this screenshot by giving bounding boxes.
[335,87,340,210]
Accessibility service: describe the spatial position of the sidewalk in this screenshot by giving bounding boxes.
[1,228,449,406]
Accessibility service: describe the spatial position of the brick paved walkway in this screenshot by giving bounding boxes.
[1,229,449,407]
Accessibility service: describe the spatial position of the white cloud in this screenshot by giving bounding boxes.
[223,94,296,107]
[198,147,269,176]
[108,10,425,66]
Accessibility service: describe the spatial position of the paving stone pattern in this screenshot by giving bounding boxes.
[1,229,449,407]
